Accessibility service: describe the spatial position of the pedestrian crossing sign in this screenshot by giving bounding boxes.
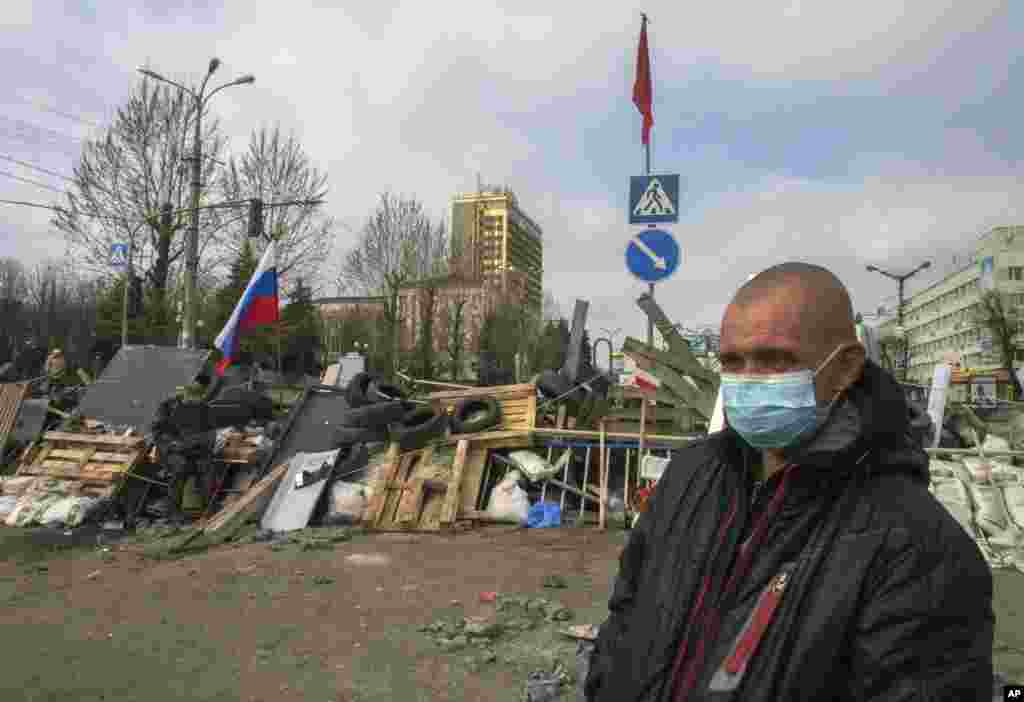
[110,243,128,270]
[629,174,680,224]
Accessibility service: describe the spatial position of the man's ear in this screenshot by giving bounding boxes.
[837,343,867,392]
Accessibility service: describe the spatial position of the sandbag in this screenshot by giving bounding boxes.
[1003,485,1024,531]
[487,470,531,524]
[966,481,1012,537]
[932,478,975,536]
[66,497,100,527]
[6,494,61,527]
[325,481,367,526]
[508,450,560,482]
[927,459,960,480]
[0,495,17,521]
[40,496,79,526]
[982,434,1011,453]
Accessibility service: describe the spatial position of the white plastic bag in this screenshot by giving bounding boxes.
[325,481,367,525]
[66,497,99,527]
[487,470,531,524]
[6,494,61,527]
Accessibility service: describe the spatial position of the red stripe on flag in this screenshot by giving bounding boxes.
[237,294,279,332]
[633,18,654,145]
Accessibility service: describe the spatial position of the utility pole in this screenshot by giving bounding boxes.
[137,59,254,350]
[866,261,932,380]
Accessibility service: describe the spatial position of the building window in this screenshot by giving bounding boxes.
[1010,267,1024,281]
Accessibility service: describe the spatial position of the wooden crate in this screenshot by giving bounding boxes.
[0,382,28,447]
[427,383,537,432]
[16,431,145,492]
[219,430,265,465]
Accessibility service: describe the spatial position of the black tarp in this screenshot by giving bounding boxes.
[75,346,211,430]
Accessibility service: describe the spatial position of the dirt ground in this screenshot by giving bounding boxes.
[0,524,1021,702]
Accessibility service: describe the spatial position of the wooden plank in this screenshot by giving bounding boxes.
[42,431,144,448]
[562,299,590,383]
[622,347,715,420]
[0,382,27,447]
[459,447,490,516]
[362,444,402,527]
[426,383,536,402]
[598,421,608,530]
[440,439,470,525]
[634,294,719,387]
[46,448,134,464]
[395,479,426,524]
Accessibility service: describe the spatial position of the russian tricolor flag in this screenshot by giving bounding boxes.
[214,241,279,375]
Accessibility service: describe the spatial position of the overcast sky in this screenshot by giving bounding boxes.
[2,1,1022,342]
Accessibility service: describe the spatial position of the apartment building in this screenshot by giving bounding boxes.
[450,187,543,312]
[878,225,1024,397]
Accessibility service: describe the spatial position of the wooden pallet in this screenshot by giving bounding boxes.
[15,431,145,494]
[363,439,488,531]
[0,382,28,448]
[427,383,537,432]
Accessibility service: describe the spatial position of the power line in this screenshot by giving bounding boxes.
[30,102,104,129]
[0,198,63,213]
[0,170,65,194]
[0,155,74,182]
[0,115,82,144]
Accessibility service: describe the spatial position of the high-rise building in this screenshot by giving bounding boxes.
[450,187,543,311]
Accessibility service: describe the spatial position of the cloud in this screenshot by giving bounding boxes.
[0,0,1021,352]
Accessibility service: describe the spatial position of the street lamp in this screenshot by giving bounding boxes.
[137,59,254,350]
[866,260,931,380]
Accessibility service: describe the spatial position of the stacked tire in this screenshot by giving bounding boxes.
[333,373,450,451]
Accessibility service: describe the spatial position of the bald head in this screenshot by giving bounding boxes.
[730,262,857,351]
[719,262,865,401]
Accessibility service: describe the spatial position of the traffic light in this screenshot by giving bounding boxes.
[248,198,264,237]
[128,275,144,318]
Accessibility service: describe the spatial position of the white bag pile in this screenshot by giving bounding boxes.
[930,455,1024,571]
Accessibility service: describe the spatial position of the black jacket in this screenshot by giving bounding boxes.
[585,360,993,701]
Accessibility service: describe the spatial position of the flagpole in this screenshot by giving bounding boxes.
[273,236,283,376]
[640,12,655,349]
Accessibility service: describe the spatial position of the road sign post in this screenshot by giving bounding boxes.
[111,243,131,348]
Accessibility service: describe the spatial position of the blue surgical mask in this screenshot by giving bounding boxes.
[722,345,846,449]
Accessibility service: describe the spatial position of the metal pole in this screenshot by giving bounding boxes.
[897,277,906,381]
[121,240,132,348]
[644,138,655,348]
[183,93,203,350]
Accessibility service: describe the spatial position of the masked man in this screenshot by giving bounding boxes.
[585,262,993,701]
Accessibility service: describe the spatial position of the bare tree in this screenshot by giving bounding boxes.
[52,78,225,292]
[0,258,28,360]
[336,192,449,370]
[443,295,469,380]
[215,125,333,287]
[975,290,1024,399]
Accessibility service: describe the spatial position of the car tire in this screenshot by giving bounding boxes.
[346,372,381,408]
[537,370,570,399]
[339,400,411,429]
[367,380,407,403]
[451,397,501,434]
[389,407,449,451]
[333,424,388,447]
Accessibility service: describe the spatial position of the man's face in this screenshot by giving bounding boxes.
[719,286,852,405]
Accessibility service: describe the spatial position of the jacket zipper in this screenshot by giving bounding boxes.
[707,565,794,692]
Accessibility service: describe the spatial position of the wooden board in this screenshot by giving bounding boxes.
[362,444,402,528]
[458,448,490,515]
[428,383,537,431]
[440,439,469,525]
[0,382,28,447]
[42,431,143,448]
[17,433,143,486]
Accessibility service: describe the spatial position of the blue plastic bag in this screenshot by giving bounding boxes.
[527,501,562,528]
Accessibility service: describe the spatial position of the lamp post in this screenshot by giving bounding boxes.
[137,59,254,350]
[866,261,931,380]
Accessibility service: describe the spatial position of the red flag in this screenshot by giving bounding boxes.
[633,17,654,145]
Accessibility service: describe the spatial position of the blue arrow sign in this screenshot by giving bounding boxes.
[110,243,128,270]
[625,228,680,283]
[629,174,681,225]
